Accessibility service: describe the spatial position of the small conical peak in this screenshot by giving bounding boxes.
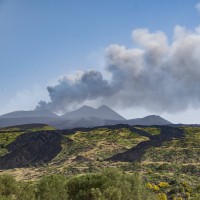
[145,115,160,118]
[77,105,94,111]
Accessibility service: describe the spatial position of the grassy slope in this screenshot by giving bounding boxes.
[141,127,200,163]
[53,127,148,162]
[0,125,199,199]
[137,126,200,199]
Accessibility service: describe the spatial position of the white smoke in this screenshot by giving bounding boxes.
[36,25,200,113]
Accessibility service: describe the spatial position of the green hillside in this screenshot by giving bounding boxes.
[53,127,148,164]
[141,126,200,163]
[0,125,199,199]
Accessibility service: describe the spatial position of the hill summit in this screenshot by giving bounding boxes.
[128,115,172,126]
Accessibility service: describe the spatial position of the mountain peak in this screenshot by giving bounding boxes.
[77,105,94,111]
[144,115,160,118]
[62,105,126,121]
[97,105,111,110]
[96,105,126,121]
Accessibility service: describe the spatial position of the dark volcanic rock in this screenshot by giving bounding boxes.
[106,126,185,162]
[0,131,63,169]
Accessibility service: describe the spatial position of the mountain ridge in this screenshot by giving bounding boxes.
[0,110,58,118]
[0,105,172,128]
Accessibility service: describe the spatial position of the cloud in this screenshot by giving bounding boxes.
[36,25,200,113]
[195,2,200,12]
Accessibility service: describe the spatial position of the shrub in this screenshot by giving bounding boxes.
[0,171,157,200]
[153,185,160,191]
[185,192,190,199]
[170,187,179,194]
[67,169,156,200]
[18,182,36,200]
[36,174,68,200]
[146,183,153,189]
[0,174,19,198]
[158,182,169,188]
[158,193,167,200]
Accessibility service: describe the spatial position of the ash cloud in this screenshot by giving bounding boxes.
[36,71,114,112]
[36,25,200,113]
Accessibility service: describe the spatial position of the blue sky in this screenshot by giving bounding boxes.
[1,0,200,123]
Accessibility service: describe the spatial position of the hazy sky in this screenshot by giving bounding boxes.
[1,0,200,123]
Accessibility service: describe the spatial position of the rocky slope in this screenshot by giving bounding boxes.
[0,130,63,169]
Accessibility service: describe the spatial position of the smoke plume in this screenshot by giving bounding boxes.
[36,25,200,113]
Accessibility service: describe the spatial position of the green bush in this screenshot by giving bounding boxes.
[67,169,156,200]
[36,174,68,200]
[0,171,157,200]
[18,182,36,200]
[0,174,19,198]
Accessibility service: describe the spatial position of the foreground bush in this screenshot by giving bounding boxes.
[67,169,156,200]
[36,175,68,200]
[0,170,156,200]
[0,174,19,199]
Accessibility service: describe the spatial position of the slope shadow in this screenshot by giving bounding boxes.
[0,131,63,169]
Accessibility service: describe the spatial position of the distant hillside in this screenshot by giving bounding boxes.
[0,123,56,132]
[61,105,126,121]
[50,117,106,129]
[51,115,172,130]
[0,110,58,118]
[0,117,57,128]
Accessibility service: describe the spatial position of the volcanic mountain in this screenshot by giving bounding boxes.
[61,105,126,121]
[0,106,172,128]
